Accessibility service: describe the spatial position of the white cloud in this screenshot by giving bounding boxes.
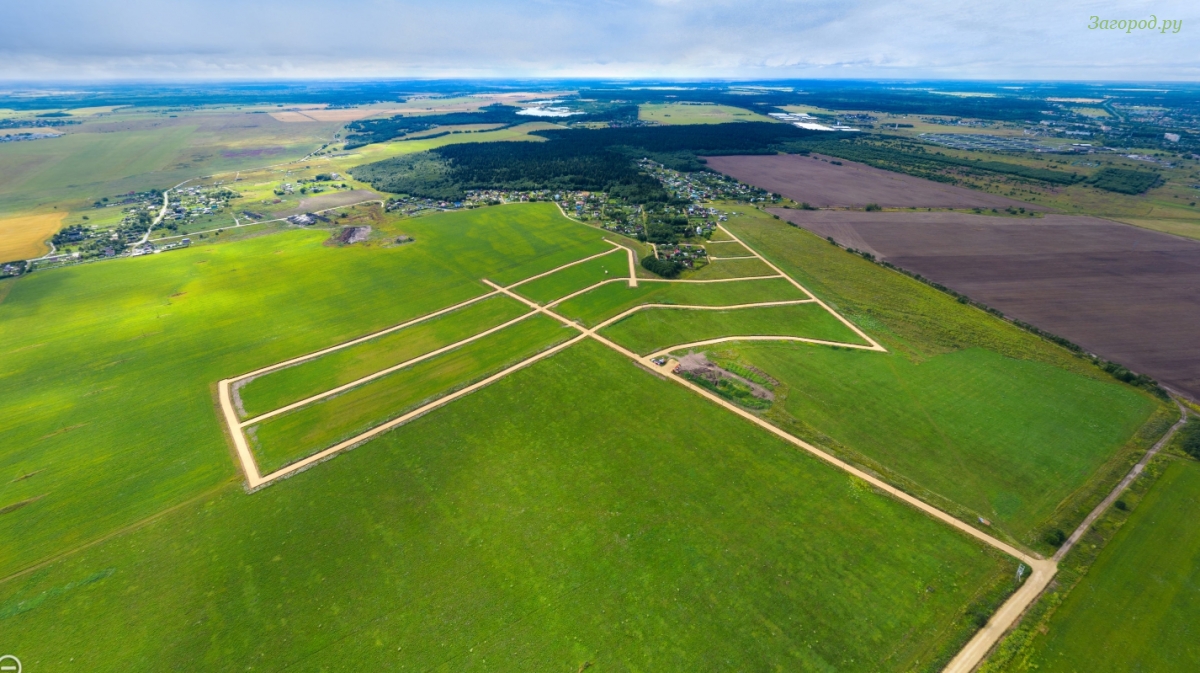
[0,0,1195,80]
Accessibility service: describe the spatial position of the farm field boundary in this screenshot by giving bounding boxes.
[213,213,1057,673]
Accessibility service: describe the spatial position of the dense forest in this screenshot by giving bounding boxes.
[343,105,527,148]
[1086,167,1162,194]
[352,122,815,199]
[343,104,640,148]
[788,136,1084,185]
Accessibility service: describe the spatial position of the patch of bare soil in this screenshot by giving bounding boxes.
[279,190,379,217]
[676,352,774,402]
[705,153,1048,210]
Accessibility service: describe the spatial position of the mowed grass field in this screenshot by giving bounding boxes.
[0,340,1018,671]
[686,256,776,279]
[555,277,810,326]
[0,212,63,260]
[722,206,1165,545]
[511,248,626,304]
[236,294,531,418]
[1002,459,1200,672]
[249,314,574,472]
[638,103,778,125]
[602,303,866,355]
[0,203,609,576]
[736,344,1155,538]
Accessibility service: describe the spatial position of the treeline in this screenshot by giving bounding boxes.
[797,90,1050,121]
[1086,167,1162,194]
[344,104,641,148]
[788,137,1083,185]
[352,122,815,200]
[641,255,683,278]
[579,86,1051,123]
[351,139,669,201]
[343,105,526,148]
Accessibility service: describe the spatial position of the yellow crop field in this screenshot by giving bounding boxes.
[0,211,64,260]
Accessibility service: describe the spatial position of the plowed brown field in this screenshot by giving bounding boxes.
[707,153,1046,210]
[772,208,1200,401]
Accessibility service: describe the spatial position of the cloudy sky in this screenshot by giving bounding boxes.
[1,0,1196,81]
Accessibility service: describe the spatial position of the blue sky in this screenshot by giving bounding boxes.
[1,0,1196,80]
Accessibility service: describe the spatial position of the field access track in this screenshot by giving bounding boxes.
[215,216,1060,673]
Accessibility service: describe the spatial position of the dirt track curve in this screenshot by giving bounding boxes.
[215,215,1065,673]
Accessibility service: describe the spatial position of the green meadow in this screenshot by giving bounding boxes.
[0,340,1016,672]
[511,248,626,304]
[737,344,1156,539]
[638,102,778,125]
[1003,459,1200,672]
[602,303,865,355]
[236,294,531,419]
[0,111,338,213]
[554,276,810,326]
[249,313,574,473]
[722,206,1166,546]
[0,203,607,576]
[686,256,775,279]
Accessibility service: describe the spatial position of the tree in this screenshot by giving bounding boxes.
[1179,420,1200,460]
[640,255,682,279]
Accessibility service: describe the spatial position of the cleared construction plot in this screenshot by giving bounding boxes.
[773,208,1200,401]
[706,153,1046,209]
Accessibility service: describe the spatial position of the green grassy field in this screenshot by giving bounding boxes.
[1001,459,1200,672]
[0,202,607,577]
[734,344,1156,539]
[601,303,866,355]
[722,206,1165,545]
[0,340,1017,671]
[511,248,626,304]
[236,294,531,419]
[409,203,614,285]
[638,103,777,125]
[703,239,754,256]
[685,256,776,280]
[555,277,810,326]
[249,314,574,472]
[0,111,339,214]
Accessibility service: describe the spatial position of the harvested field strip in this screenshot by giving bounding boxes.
[600,303,866,356]
[0,212,63,261]
[511,248,626,304]
[553,277,810,327]
[686,257,775,280]
[236,294,531,418]
[248,315,572,473]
